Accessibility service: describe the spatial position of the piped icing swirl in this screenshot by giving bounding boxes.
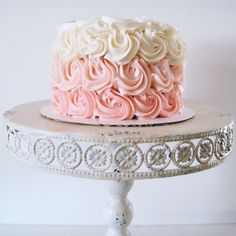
[53,16,187,65]
[160,84,183,117]
[68,87,96,119]
[115,56,151,95]
[51,17,187,121]
[133,89,162,120]
[51,88,69,115]
[95,88,135,121]
[51,53,185,120]
[51,54,84,91]
[150,58,174,92]
[83,56,118,93]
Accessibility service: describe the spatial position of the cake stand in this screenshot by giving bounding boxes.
[3,100,234,236]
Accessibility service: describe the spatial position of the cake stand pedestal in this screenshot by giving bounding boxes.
[3,100,234,236]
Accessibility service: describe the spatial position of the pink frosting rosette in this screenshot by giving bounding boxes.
[83,57,118,93]
[159,84,183,117]
[149,58,175,93]
[68,87,96,119]
[95,88,135,121]
[51,88,69,115]
[51,54,84,91]
[133,89,162,120]
[171,63,184,84]
[115,56,151,96]
[132,89,162,120]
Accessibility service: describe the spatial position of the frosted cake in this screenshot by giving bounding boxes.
[51,16,187,121]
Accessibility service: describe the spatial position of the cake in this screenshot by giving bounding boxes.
[51,16,187,121]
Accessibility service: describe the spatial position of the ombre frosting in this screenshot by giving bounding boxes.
[51,16,187,121]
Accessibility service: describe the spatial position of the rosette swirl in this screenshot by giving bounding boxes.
[171,63,184,84]
[167,36,187,65]
[115,56,151,96]
[160,84,183,117]
[51,54,84,91]
[150,58,174,92]
[68,87,96,119]
[51,88,69,115]
[105,27,140,65]
[83,57,118,93]
[95,88,135,121]
[53,17,187,65]
[133,89,162,120]
[51,17,187,121]
[55,26,79,61]
[76,18,109,58]
[139,27,168,63]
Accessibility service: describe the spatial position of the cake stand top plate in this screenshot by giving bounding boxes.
[2,100,234,180]
[3,100,233,143]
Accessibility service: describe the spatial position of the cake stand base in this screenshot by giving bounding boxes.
[105,180,134,236]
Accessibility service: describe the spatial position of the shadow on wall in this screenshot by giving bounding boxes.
[185,40,236,114]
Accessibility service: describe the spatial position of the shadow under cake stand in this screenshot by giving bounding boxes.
[3,100,234,236]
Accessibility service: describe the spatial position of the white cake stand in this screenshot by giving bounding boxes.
[3,100,234,236]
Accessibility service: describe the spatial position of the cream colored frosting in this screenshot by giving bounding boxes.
[53,16,187,65]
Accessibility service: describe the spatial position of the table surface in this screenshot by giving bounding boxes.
[3,100,233,143]
[0,224,235,236]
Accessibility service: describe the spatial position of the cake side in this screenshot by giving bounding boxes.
[50,17,186,121]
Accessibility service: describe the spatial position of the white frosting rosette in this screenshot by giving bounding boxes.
[53,17,187,65]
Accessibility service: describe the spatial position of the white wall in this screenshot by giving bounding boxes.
[0,0,236,225]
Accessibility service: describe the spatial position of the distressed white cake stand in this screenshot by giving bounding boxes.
[3,100,234,236]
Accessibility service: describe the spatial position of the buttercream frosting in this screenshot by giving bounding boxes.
[50,17,187,121]
[95,88,135,121]
[150,58,174,92]
[133,89,162,120]
[68,87,96,119]
[115,56,151,95]
[51,88,69,115]
[51,54,84,91]
[83,56,118,93]
[53,16,187,65]
[160,84,183,117]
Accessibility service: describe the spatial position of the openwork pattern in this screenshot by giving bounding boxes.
[34,138,55,164]
[57,142,82,169]
[114,145,144,172]
[196,138,214,164]
[145,144,171,171]
[172,141,195,168]
[5,123,234,180]
[85,144,112,171]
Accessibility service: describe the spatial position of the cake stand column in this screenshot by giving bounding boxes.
[105,180,134,236]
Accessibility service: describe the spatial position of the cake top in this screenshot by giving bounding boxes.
[53,16,187,65]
